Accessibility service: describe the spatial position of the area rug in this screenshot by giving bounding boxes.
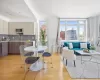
[62,55,100,79]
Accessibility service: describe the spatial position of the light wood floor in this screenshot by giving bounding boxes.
[0,53,99,80]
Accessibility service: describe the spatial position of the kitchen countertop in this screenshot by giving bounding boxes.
[0,41,9,43]
[0,40,33,42]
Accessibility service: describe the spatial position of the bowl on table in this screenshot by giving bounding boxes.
[83,48,90,53]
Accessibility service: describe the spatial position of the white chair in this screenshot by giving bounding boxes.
[62,47,76,67]
[42,46,53,69]
[56,39,63,53]
[19,45,39,72]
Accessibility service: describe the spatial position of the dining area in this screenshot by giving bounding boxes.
[19,41,54,73]
[0,34,69,80]
[0,46,68,80]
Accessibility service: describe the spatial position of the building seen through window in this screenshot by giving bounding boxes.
[59,19,86,41]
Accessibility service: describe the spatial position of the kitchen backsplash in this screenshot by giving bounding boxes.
[0,34,35,41]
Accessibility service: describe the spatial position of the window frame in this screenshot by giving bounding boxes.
[59,18,87,41]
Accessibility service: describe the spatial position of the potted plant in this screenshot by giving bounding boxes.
[90,45,95,52]
[40,27,46,46]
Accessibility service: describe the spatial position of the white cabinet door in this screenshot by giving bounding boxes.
[0,20,3,34]
[3,21,8,34]
[0,20,8,34]
[8,22,34,35]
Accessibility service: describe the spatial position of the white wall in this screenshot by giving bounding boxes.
[0,19,8,34]
[46,16,59,52]
[8,22,34,35]
[87,15,100,52]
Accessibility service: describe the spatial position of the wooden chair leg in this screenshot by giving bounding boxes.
[66,59,67,66]
[74,60,76,67]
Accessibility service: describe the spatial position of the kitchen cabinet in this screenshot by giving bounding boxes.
[0,43,2,56]
[0,19,8,34]
[0,20,4,34]
[8,42,33,55]
[8,42,24,55]
[8,22,34,35]
[0,42,8,56]
[3,21,8,34]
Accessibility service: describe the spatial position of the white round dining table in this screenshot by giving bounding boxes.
[24,46,47,71]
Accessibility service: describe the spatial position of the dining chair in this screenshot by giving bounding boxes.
[62,47,76,67]
[19,45,34,63]
[42,45,53,69]
[19,45,40,72]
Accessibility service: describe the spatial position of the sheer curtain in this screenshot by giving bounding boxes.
[56,19,60,45]
[46,16,59,53]
[56,19,63,53]
[87,15,100,52]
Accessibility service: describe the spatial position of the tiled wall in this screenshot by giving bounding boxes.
[0,34,8,40]
[0,34,35,41]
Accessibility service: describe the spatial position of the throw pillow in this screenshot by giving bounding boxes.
[69,43,73,49]
[80,43,87,49]
[63,47,68,50]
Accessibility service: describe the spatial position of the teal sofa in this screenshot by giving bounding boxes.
[63,42,90,55]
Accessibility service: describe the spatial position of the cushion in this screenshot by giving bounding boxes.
[38,50,44,53]
[24,52,34,56]
[80,43,87,49]
[42,52,51,57]
[25,57,39,64]
[87,42,90,49]
[72,42,80,48]
[63,47,68,50]
[68,43,73,49]
[64,42,68,47]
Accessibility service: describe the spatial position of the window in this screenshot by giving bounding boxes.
[59,19,87,41]
[66,26,78,40]
[60,21,66,40]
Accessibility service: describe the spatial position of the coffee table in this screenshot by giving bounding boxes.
[75,50,100,78]
[75,50,100,64]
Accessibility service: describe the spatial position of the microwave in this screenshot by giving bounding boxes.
[15,28,23,35]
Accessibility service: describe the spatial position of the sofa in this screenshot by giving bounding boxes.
[63,42,90,55]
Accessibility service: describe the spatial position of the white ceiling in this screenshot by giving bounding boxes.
[0,0,100,21]
[26,0,100,19]
[0,0,36,21]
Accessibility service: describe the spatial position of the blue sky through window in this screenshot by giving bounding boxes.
[60,21,78,25]
[39,21,46,28]
[66,21,78,24]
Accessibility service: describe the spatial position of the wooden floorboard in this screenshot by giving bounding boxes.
[0,53,99,80]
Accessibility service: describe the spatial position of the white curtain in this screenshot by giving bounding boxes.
[87,15,100,52]
[56,19,60,45]
[46,16,59,53]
